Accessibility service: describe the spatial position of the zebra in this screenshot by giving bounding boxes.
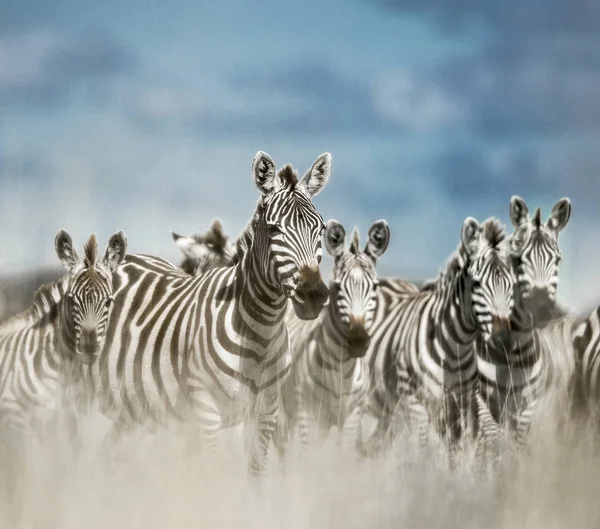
[0,230,127,441]
[92,151,331,478]
[476,196,572,451]
[171,218,236,276]
[360,216,515,461]
[274,219,390,467]
[566,302,600,432]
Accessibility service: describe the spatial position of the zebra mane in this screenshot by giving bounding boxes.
[232,199,264,265]
[0,276,68,335]
[230,166,302,265]
[278,165,299,188]
[83,234,98,268]
[422,251,465,291]
[481,218,506,249]
[421,220,506,292]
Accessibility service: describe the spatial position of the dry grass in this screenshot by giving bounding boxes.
[1,395,599,529]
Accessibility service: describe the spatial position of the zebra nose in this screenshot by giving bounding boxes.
[348,315,367,332]
[491,315,511,336]
[80,327,99,354]
[526,287,555,325]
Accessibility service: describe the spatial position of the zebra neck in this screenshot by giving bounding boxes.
[56,299,78,360]
[433,272,479,348]
[235,244,288,336]
[316,311,354,363]
[310,322,363,387]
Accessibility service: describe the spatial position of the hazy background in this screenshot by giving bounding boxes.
[2,2,600,527]
[2,0,600,313]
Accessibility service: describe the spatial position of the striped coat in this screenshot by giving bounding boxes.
[90,152,332,477]
[476,196,572,448]
[0,231,127,440]
[362,217,515,457]
[275,219,390,464]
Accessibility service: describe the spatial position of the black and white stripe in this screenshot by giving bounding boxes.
[361,217,515,459]
[275,219,390,465]
[476,196,571,449]
[92,152,332,477]
[0,230,127,439]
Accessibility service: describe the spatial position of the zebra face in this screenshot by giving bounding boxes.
[509,196,571,327]
[462,217,516,343]
[171,219,235,276]
[325,219,390,358]
[56,229,128,364]
[253,151,332,320]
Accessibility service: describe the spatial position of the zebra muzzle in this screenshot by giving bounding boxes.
[347,317,370,358]
[288,266,329,320]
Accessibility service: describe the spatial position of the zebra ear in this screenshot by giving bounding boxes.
[547,197,571,234]
[103,230,128,272]
[210,219,224,237]
[324,219,346,259]
[461,217,481,257]
[509,196,529,228]
[171,232,208,259]
[300,153,331,198]
[55,229,80,272]
[510,222,533,256]
[252,151,278,196]
[365,220,390,262]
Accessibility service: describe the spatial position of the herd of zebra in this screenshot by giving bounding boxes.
[1,150,600,481]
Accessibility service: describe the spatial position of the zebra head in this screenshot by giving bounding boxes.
[325,219,390,358]
[55,229,128,364]
[461,217,516,343]
[171,219,236,276]
[252,151,331,320]
[509,196,571,326]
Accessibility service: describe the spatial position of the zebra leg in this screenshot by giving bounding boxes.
[338,406,361,456]
[513,402,536,455]
[358,411,394,458]
[189,388,223,460]
[246,391,278,479]
[407,396,430,451]
[473,391,501,475]
[272,418,291,477]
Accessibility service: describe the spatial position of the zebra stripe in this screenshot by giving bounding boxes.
[0,230,127,439]
[567,305,600,427]
[274,219,390,466]
[361,217,515,459]
[92,152,332,478]
[171,218,236,276]
[476,196,571,449]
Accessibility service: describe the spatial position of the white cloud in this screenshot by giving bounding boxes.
[373,71,464,131]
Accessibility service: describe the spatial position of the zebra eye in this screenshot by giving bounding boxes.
[105,296,114,308]
[267,223,282,236]
[472,279,482,289]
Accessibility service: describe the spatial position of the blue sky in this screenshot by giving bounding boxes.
[1,0,599,310]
